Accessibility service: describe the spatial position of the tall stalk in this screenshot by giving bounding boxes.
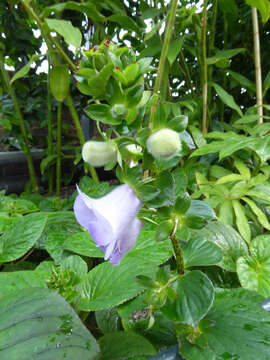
[252,7,263,124]
[56,101,62,197]
[66,94,99,183]
[149,0,178,128]
[208,0,218,103]
[47,58,54,195]
[201,0,208,135]
[0,53,39,192]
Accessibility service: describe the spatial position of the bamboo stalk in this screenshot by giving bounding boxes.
[56,101,62,197]
[47,58,54,195]
[201,0,208,135]
[0,53,39,192]
[208,0,218,103]
[252,7,263,124]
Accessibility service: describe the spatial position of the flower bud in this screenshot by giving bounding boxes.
[146,128,181,160]
[110,104,128,118]
[82,141,117,167]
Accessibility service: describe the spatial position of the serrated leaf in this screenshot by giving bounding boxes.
[242,196,270,230]
[63,232,103,258]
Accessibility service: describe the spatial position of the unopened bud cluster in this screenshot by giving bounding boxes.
[82,141,117,167]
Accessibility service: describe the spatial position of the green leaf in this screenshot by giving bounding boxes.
[234,114,259,125]
[84,104,121,125]
[42,2,105,23]
[207,48,245,65]
[63,232,103,258]
[237,234,270,297]
[161,270,214,327]
[0,270,48,299]
[227,70,256,93]
[125,84,144,107]
[191,221,248,272]
[186,200,216,221]
[45,232,70,264]
[242,197,270,230]
[245,0,270,23]
[263,70,270,96]
[182,238,223,268]
[234,158,251,180]
[95,308,121,334]
[10,54,43,84]
[86,63,114,98]
[218,200,234,226]
[179,288,270,360]
[211,82,243,116]
[219,0,238,17]
[167,37,184,65]
[216,173,245,184]
[49,65,70,101]
[0,288,99,359]
[167,115,188,132]
[40,155,57,175]
[108,15,141,33]
[0,213,48,263]
[77,231,172,311]
[46,18,82,48]
[174,193,191,215]
[99,332,156,360]
[123,63,139,85]
[232,199,251,243]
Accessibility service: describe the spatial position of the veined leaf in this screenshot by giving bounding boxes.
[46,18,82,48]
[211,82,243,117]
[216,173,245,185]
[242,196,270,230]
[232,200,251,244]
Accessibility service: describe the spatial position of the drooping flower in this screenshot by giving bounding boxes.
[146,128,181,160]
[82,140,117,167]
[74,184,143,266]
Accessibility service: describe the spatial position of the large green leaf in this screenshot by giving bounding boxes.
[108,15,141,33]
[0,213,48,263]
[162,271,214,327]
[237,234,270,297]
[182,238,223,268]
[77,231,172,311]
[245,0,270,23]
[191,221,248,272]
[0,271,48,298]
[63,232,103,258]
[207,48,245,66]
[99,332,156,360]
[179,289,270,360]
[0,288,99,359]
[211,82,243,116]
[46,18,82,48]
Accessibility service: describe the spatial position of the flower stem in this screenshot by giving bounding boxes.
[170,219,184,275]
[0,53,39,193]
[66,94,99,183]
[252,7,263,124]
[56,101,62,197]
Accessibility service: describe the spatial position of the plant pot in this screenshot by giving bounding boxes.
[0,149,43,194]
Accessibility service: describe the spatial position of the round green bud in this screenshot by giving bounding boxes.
[146,128,181,160]
[82,141,117,167]
[110,104,128,118]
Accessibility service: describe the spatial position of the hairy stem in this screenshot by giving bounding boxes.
[252,7,263,123]
[0,53,39,192]
[170,219,184,275]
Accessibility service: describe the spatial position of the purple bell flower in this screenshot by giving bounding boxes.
[74,184,143,266]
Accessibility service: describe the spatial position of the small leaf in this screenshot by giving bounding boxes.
[242,196,270,230]
[167,37,184,65]
[10,54,43,84]
[85,104,121,125]
[123,63,139,85]
[232,200,251,243]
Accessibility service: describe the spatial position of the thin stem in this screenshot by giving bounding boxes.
[56,101,62,197]
[47,57,54,195]
[149,0,178,128]
[220,17,228,123]
[201,0,208,135]
[208,0,218,102]
[66,94,99,183]
[252,7,263,123]
[170,219,184,275]
[0,53,39,192]
[178,50,194,94]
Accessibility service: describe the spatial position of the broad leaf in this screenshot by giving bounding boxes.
[179,289,270,360]
[182,238,223,268]
[63,232,103,258]
[0,213,48,263]
[162,271,214,327]
[0,288,99,359]
[211,82,243,116]
[191,221,248,272]
[245,0,270,23]
[237,234,270,297]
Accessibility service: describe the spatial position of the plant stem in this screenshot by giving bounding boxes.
[66,94,99,183]
[47,58,54,195]
[220,17,228,123]
[149,0,178,128]
[252,7,263,124]
[208,0,218,103]
[201,0,208,135]
[0,53,39,193]
[56,101,62,197]
[170,219,184,275]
